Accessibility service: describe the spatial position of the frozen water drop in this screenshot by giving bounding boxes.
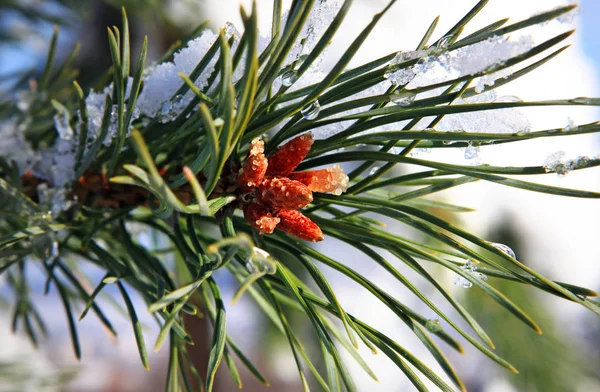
[454,259,487,289]
[158,95,186,123]
[247,247,277,275]
[453,274,473,289]
[53,111,73,140]
[488,242,516,259]
[224,22,239,38]
[494,95,523,103]
[301,100,321,120]
[281,70,298,87]
[391,91,416,106]
[436,35,453,50]
[369,166,381,176]
[569,97,596,105]
[464,144,480,160]
[173,94,184,106]
[159,101,172,116]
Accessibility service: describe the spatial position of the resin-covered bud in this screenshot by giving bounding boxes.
[243,202,280,234]
[257,177,313,210]
[266,132,314,176]
[276,209,324,242]
[289,164,349,195]
[237,138,268,193]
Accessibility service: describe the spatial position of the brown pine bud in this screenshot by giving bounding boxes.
[237,138,268,192]
[266,132,314,176]
[276,209,324,242]
[289,164,349,195]
[243,201,280,234]
[257,177,313,210]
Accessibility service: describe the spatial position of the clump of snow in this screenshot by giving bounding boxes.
[137,29,219,121]
[543,150,594,176]
[384,35,535,91]
[84,77,138,145]
[0,117,36,172]
[283,0,343,67]
[435,91,532,135]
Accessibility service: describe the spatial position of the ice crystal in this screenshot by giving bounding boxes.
[453,260,487,289]
[543,151,593,176]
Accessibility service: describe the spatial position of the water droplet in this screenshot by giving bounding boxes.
[464,144,480,160]
[247,247,277,275]
[53,111,73,140]
[301,100,321,120]
[391,91,416,106]
[453,274,473,289]
[494,95,523,103]
[160,101,171,116]
[224,22,239,38]
[281,70,298,87]
[173,94,184,106]
[569,96,598,105]
[425,319,443,333]
[488,242,516,259]
[369,166,381,176]
[436,35,453,50]
[159,95,186,123]
[453,260,486,289]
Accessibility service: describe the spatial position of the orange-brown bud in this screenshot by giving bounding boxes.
[237,138,268,192]
[257,177,313,210]
[243,202,280,234]
[276,209,324,242]
[266,132,314,176]
[289,164,349,195]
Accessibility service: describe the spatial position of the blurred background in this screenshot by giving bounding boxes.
[1,0,599,391]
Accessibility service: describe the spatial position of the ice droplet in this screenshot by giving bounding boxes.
[391,90,416,106]
[369,166,381,176]
[569,97,596,105]
[246,247,277,275]
[158,94,186,123]
[425,319,443,333]
[281,70,298,87]
[453,274,473,289]
[53,111,74,140]
[173,94,184,105]
[301,100,321,120]
[436,35,453,50]
[453,260,487,289]
[488,242,516,259]
[464,144,480,160]
[493,95,523,103]
[224,22,239,38]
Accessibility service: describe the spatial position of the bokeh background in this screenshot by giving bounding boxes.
[1,1,599,391]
